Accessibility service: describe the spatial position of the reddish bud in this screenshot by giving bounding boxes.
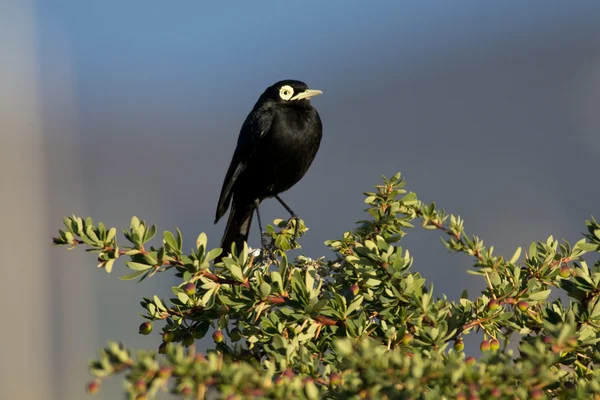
[402,333,414,345]
[465,356,476,366]
[182,282,196,295]
[86,380,100,395]
[480,340,491,352]
[212,329,224,343]
[138,322,152,335]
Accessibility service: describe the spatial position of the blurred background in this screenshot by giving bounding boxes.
[1,1,599,398]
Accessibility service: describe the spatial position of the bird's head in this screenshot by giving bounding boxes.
[259,80,323,107]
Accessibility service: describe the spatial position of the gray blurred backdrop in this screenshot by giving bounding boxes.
[1,1,599,399]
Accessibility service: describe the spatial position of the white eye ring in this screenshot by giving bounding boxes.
[279,85,294,100]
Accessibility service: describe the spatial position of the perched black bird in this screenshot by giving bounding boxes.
[214,80,323,257]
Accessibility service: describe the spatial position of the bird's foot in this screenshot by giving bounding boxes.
[260,235,276,261]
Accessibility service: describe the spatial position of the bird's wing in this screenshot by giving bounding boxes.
[214,110,273,223]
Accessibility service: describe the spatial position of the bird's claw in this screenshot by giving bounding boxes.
[260,235,276,261]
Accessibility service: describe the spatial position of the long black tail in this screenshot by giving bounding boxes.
[218,200,255,260]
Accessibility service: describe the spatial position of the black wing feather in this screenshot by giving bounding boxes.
[214,107,273,223]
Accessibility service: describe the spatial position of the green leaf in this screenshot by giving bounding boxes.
[196,232,207,250]
[528,290,551,301]
[259,282,271,299]
[529,242,537,259]
[105,259,115,273]
[509,247,522,264]
[126,262,153,271]
[201,287,215,306]
[106,227,117,243]
[163,231,178,250]
[119,270,147,281]
[205,248,223,263]
[153,295,166,311]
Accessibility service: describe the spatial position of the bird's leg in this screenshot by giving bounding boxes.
[274,195,300,243]
[254,199,271,254]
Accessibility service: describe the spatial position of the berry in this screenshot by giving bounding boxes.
[212,329,224,343]
[563,381,576,390]
[488,299,500,311]
[217,306,229,316]
[559,265,571,278]
[465,357,476,366]
[517,301,529,312]
[530,388,543,399]
[134,380,146,392]
[181,333,194,347]
[489,338,500,351]
[454,339,465,352]
[480,340,491,352]
[489,388,501,398]
[86,380,100,394]
[162,331,175,343]
[158,342,167,354]
[402,333,414,345]
[282,369,295,378]
[158,366,172,378]
[182,282,196,296]
[543,335,553,344]
[194,353,207,363]
[504,297,516,305]
[180,386,192,395]
[138,322,152,335]
[456,393,467,400]
[329,373,342,386]
[350,284,359,296]
[230,328,243,342]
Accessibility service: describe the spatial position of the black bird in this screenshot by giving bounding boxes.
[214,80,323,257]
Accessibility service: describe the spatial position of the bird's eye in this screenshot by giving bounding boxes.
[279,85,294,100]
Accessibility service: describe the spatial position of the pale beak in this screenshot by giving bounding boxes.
[290,89,323,101]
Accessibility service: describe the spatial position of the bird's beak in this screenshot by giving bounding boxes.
[290,89,323,101]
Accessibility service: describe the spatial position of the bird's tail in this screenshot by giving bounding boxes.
[218,200,255,261]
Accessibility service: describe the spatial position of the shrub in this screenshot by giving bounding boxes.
[53,173,600,399]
